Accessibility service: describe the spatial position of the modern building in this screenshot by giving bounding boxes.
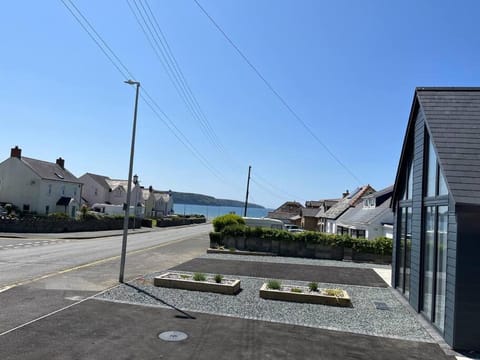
[391,87,480,351]
[0,146,82,217]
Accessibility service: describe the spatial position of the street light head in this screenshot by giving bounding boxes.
[124,79,140,86]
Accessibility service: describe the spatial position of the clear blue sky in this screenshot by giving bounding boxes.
[1,1,479,209]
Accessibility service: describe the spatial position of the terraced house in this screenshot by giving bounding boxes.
[391,87,480,351]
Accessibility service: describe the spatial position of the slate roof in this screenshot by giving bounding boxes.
[302,208,320,218]
[336,197,393,229]
[21,157,81,184]
[393,87,480,206]
[322,185,375,220]
[84,173,111,190]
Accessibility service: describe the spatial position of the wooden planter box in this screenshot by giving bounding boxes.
[259,283,352,307]
[154,272,241,295]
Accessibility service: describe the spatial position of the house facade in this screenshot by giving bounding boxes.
[318,185,375,234]
[335,186,393,240]
[301,199,338,231]
[267,201,304,225]
[79,173,142,208]
[391,87,480,351]
[0,146,82,217]
[144,186,173,218]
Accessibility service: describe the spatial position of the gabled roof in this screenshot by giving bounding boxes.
[21,157,81,184]
[322,185,375,220]
[337,196,393,229]
[302,207,320,218]
[393,87,480,206]
[83,173,111,190]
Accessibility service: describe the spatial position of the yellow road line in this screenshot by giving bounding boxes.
[0,235,193,293]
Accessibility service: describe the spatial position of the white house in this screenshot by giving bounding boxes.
[335,186,394,239]
[0,146,82,217]
[79,172,142,208]
[144,186,173,218]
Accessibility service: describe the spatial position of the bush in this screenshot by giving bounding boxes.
[221,224,247,237]
[48,212,70,220]
[308,282,319,292]
[193,272,206,281]
[209,232,223,245]
[214,274,223,283]
[212,214,245,232]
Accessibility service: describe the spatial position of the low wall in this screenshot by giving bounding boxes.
[211,235,391,264]
[0,217,141,233]
[157,217,206,227]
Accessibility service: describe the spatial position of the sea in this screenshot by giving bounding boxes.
[173,203,270,220]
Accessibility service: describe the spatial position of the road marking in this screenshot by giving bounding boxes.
[0,235,194,294]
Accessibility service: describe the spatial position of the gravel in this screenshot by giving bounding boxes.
[97,272,432,342]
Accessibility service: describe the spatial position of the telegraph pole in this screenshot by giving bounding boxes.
[243,165,251,217]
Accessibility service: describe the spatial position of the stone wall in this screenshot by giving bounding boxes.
[0,217,141,233]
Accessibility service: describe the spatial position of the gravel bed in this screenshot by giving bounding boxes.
[200,253,391,269]
[97,272,431,342]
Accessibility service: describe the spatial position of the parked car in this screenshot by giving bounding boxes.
[289,228,305,233]
[285,224,304,232]
[0,206,7,216]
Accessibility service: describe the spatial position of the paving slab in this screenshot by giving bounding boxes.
[172,258,388,287]
[0,299,454,360]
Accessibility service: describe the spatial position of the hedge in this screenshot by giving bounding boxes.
[212,214,245,232]
[212,225,392,255]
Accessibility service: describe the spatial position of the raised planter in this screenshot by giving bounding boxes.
[207,248,276,256]
[154,272,241,295]
[259,283,352,307]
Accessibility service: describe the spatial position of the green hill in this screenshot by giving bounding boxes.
[171,191,264,209]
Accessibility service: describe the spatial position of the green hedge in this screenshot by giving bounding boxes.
[213,225,392,255]
[212,214,245,232]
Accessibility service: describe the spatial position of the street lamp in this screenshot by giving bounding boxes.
[119,79,140,283]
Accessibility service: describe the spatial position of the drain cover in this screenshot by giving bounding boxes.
[158,331,188,342]
[373,301,390,310]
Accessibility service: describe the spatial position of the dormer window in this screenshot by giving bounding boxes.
[54,172,64,179]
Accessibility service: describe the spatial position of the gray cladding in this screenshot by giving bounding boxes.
[416,88,480,206]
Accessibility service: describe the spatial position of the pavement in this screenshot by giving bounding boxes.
[0,227,473,360]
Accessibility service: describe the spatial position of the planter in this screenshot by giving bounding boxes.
[259,283,352,307]
[352,251,392,264]
[343,247,353,261]
[313,244,344,260]
[223,236,237,249]
[154,272,241,295]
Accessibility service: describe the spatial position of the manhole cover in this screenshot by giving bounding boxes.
[158,331,188,342]
[373,301,390,310]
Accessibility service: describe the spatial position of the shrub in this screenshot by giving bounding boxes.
[212,214,245,232]
[221,224,247,237]
[323,288,345,297]
[353,237,392,255]
[80,205,88,219]
[48,212,70,220]
[214,274,223,283]
[267,280,281,290]
[290,287,303,293]
[193,272,206,281]
[308,282,319,292]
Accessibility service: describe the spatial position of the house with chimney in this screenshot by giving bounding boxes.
[0,146,82,217]
[267,201,304,225]
[317,185,375,234]
[301,199,339,231]
[79,172,143,209]
[144,186,173,218]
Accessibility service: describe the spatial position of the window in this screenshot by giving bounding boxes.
[62,186,65,195]
[48,184,52,196]
[45,205,50,215]
[421,132,448,333]
[23,204,30,212]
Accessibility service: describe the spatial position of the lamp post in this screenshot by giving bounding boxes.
[119,79,140,283]
[133,174,139,230]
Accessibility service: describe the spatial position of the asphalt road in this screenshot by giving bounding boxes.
[0,223,212,290]
[0,224,211,334]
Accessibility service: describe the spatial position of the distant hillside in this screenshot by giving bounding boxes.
[171,191,264,209]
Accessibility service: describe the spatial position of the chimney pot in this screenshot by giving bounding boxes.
[11,146,22,159]
[342,190,350,198]
[56,157,65,169]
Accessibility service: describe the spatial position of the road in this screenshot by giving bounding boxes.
[0,223,211,333]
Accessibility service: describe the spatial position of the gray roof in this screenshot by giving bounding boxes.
[84,173,111,190]
[302,207,320,218]
[21,157,81,184]
[394,88,480,206]
[322,185,375,220]
[337,197,393,229]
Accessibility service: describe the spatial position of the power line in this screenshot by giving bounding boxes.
[192,0,363,185]
[60,0,236,188]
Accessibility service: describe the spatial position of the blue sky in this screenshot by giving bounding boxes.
[1,1,479,209]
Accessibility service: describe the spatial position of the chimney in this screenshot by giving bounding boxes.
[149,185,153,193]
[56,157,65,169]
[11,146,21,159]
[342,189,350,198]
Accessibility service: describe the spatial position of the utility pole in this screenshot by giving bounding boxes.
[244,165,251,217]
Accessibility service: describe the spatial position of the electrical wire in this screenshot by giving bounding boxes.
[192,0,363,185]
